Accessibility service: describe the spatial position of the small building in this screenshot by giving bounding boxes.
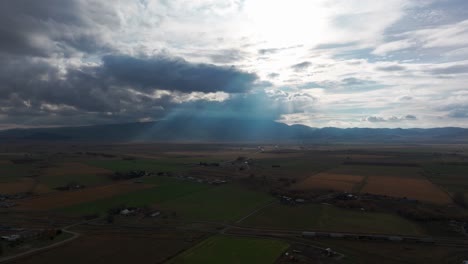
[150,211,161,217]
[1,234,20,242]
[120,209,134,216]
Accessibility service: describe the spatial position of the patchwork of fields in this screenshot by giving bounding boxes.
[16,182,156,211]
[1,144,468,264]
[292,163,453,204]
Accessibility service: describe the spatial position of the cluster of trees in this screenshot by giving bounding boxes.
[199,162,220,167]
[110,170,146,181]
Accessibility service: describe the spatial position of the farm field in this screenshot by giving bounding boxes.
[240,203,425,236]
[1,143,468,264]
[157,184,274,222]
[361,176,452,204]
[57,177,211,216]
[0,178,38,194]
[424,163,468,194]
[9,230,206,264]
[330,164,423,179]
[15,182,155,211]
[318,240,468,264]
[167,235,289,264]
[292,173,364,192]
[40,162,113,189]
[0,162,36,183]
[86,158,210,173]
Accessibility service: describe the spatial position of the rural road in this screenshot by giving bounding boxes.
[0,230,80,263]
[0,218,99,263]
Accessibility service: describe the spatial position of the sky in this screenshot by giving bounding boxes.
[1,0,468,129]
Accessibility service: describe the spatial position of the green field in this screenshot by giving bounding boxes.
[318,240,468,264]
[167,235,289,264]
[157,184,274,222]
[58,177,211,215]
[0,163,35,182]
[241,203,425,236]
[424,163,468,193]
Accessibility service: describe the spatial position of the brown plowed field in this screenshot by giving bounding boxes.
[8,230,204,264]
[362,176,452,204]
[15,182,155,211]
[293,173,364,192]
[0,178,35,194]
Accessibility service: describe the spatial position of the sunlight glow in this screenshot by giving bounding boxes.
[244,1,329,47]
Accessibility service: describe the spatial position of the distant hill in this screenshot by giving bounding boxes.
[0,118,467,143]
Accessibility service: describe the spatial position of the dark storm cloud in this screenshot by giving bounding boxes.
[0,0,115,57]
[102,55,258,93]
[0,52,259,126]
[291,61,312,71]
[376,65,406,72]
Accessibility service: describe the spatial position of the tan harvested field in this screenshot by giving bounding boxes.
[15,182,155,211]
[44,162,111,176]
[362,176,452,204]
[293,173,364,192]
[331,165,423,179]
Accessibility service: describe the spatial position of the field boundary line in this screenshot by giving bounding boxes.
[235,200,277,224]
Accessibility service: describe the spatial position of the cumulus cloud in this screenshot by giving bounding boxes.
[0,0,114,57]
[1,0,468,128]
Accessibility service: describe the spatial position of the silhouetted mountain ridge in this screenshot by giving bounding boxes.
[0,118,467,143]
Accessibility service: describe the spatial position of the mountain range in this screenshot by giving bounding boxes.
[1,117,467,143]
